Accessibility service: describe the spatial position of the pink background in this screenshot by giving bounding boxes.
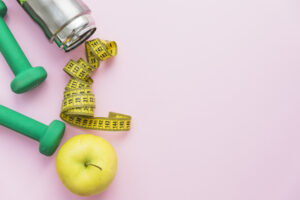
[0,0,300,199]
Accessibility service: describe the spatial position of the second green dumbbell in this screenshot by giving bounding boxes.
[0,1,47,94]
[0,105,65,156]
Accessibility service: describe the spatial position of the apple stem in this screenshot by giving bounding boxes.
[85,162,103,171]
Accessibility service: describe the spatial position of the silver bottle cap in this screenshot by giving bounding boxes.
[19,0,96,52]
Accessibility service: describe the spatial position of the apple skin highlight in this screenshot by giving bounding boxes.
[56,134,118,196]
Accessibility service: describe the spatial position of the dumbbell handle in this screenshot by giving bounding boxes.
[0,11,31,75]
[0,105,47,140]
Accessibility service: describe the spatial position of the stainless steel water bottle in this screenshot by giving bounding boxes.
[17,0,96,52]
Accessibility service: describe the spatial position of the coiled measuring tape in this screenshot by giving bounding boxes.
[60,39,131,131]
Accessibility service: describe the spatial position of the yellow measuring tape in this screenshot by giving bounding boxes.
[60,39,131,131]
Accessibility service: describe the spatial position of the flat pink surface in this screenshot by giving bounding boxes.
[1,0,300,199]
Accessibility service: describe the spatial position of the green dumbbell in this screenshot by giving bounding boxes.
[0,105,65,156]
[0,1,47,94]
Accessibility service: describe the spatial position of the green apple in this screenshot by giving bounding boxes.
[56,134,118,196]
